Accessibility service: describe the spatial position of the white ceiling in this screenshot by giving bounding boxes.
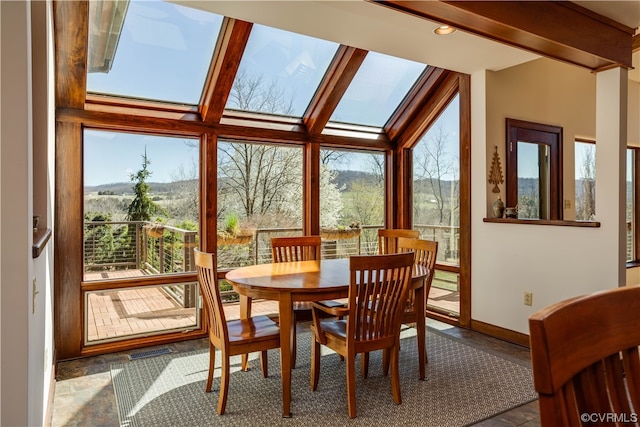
[179,1,639,79]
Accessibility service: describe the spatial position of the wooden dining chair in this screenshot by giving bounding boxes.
[383,237,438,380]
[271,235,343,366]
[194,249,281,415]
[529,285,640,426]
[377,228,420,254]
[309,252,415,418]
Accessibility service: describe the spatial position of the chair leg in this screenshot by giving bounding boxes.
[206,342,216,392]
[390,345,402,405]
[382,348,390,376]
[310,335,321,391]
[417,326,426,380]
[346,352,357,418]
[361,352,369,379]
[217,354,231,415]
[259,350,269,377]
[241,354,249,371]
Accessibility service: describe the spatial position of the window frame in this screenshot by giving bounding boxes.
[505,118,563,220]
[628,146,640,266]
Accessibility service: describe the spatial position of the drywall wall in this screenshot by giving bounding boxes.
[471,58,632,334]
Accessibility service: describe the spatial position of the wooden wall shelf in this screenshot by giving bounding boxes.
[483,218,600,228]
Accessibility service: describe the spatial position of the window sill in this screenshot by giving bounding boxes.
[33,228,52,258]
[483,218,600,227]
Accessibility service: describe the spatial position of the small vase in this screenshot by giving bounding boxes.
[492,197,505,218]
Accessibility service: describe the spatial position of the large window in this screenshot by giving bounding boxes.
[413,95,460,316]
[87,0,222,104]
[319,149,385,257]
[506,119,563,220]
[83,130,200,344]
[217,141,303,269]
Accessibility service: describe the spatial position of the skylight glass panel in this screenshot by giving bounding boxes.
[87,0,222,105]
[225,24,339,117]
[329,52,426,127]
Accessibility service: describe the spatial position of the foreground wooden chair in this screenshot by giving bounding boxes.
[377,228,420,255]
[310,252,415,418]
[194,249,281,415]
[529,285,640,426]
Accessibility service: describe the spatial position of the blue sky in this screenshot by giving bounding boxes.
[84,131,199,186]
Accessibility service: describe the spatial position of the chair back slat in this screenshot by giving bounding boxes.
[194,249,227,344]
[397,237,438,307]
[529,285,640,426]
[348,252,414,347]
[377,228,419,254]
[271,236,321,263]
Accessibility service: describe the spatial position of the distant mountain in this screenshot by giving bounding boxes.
[84,181,193,195]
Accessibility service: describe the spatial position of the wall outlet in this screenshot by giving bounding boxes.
[524,291,533,306]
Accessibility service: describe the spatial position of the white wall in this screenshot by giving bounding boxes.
[471,58,633,334]
[1,1,54,425]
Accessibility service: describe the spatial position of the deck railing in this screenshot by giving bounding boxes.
[84,221,460,273]
[84,221,460,307]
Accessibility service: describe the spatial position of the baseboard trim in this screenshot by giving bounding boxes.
[471,319,531,348]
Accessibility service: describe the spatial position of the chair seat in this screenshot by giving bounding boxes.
[315,318,347,339]
[227,315,280,343]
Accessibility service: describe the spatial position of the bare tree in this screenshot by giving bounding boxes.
[414,124,458,225]
[218,141,302,227]
[227,69,294,115]
[576,144,596,220]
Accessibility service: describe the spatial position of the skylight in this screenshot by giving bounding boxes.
[225,24,339,117]
[329,52,426,127]
[87,0,222,105]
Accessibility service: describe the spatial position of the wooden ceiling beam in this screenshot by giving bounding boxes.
[57,106,392,150]
[53,1,88,108]
[303,46,368,134]
[200,18,253,124]
[395,71,460,149]
[374,1,634,71]
[386,66,452,141]
[633,33,640,52]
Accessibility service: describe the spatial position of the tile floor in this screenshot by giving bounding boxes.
[51,317,540,427]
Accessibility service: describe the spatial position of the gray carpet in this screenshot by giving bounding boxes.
[111,327,537,426]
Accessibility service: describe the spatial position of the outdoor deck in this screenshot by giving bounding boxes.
[84,269,459,343]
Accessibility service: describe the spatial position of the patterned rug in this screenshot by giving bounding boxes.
[111,327,537,426]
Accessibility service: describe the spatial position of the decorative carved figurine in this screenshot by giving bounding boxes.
[488,146,504,193]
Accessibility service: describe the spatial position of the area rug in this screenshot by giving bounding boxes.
[111,327,537,426]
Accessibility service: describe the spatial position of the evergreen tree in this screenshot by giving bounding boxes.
[126,149,166,221]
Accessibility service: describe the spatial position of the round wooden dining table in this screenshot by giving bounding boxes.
[225,257,428,417]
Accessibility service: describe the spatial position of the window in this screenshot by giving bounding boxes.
[575,140,595,221]
[413,95,460,316]
[329,52,426,127]
[83,130,201,344]
[506,119,563,220]
[319,149,385,257]
[217,140,303,269]
[225,24,339,117]
[628,147,638,263]
[87,0,222,104]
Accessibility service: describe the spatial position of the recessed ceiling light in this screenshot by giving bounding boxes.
[434,25,456,35]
